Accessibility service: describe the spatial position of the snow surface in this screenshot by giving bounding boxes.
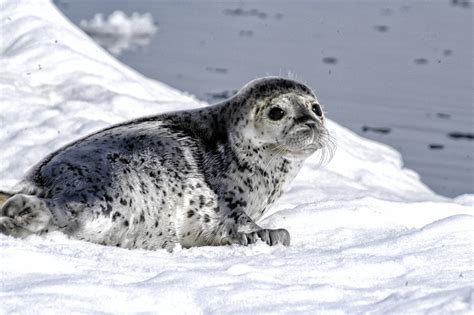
[0,0,473,313]
[79,10,157,55]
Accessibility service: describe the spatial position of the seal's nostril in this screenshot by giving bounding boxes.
[305,122,316,129]
[294,115,316,125]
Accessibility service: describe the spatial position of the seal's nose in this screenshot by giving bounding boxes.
[294,114,316,125]
[305,121,317,130]
[294,114,319,130]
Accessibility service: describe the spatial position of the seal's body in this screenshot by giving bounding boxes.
[0,77,335,250]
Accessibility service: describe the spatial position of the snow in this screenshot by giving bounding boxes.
[0,0,472,313]
[79,10,158,55]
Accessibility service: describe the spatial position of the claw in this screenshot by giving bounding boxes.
[220,228,290,247]
[220,237,232,245]
[272,228,290,246]
[0,217,18,230]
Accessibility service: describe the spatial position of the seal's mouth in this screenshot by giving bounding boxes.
[281,124,336,160]
[286,124,321,151]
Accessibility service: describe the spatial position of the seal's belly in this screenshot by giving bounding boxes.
[29,131,193,250]
[68,170,181,250]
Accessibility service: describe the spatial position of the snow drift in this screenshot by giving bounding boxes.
[0,0,472,313]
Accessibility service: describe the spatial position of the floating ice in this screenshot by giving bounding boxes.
[79,10,158,55]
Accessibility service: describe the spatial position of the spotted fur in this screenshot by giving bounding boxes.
[0,77,332,250]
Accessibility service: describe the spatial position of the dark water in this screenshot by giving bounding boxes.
[58,0,473,197]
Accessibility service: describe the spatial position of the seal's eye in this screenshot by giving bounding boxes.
[312,103,323,117]
[268,107,285,121]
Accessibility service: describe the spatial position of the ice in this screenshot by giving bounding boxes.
[0,0,472,313]
[79,10,158,55]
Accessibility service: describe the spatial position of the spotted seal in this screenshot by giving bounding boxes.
[0,77,335,250]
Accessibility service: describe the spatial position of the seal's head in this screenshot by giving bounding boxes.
[228,77,335,161]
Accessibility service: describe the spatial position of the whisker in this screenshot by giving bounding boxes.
[312,129,337,166]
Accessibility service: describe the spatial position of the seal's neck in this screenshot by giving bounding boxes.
[234,139,304,183]
[226,136,304,220]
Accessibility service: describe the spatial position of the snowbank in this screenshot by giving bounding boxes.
[79,11,158,55]
[0,0,472,313]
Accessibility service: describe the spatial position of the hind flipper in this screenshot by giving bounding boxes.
[0,194,52,237]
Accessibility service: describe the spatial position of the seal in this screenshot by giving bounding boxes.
[0,77,335,250]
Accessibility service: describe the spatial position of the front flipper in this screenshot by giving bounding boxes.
[219,211,291,246]
[223,228,290,246]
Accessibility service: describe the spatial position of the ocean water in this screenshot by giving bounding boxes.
[57,0,473,197]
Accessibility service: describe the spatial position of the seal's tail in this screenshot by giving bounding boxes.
[0,191,12,208]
